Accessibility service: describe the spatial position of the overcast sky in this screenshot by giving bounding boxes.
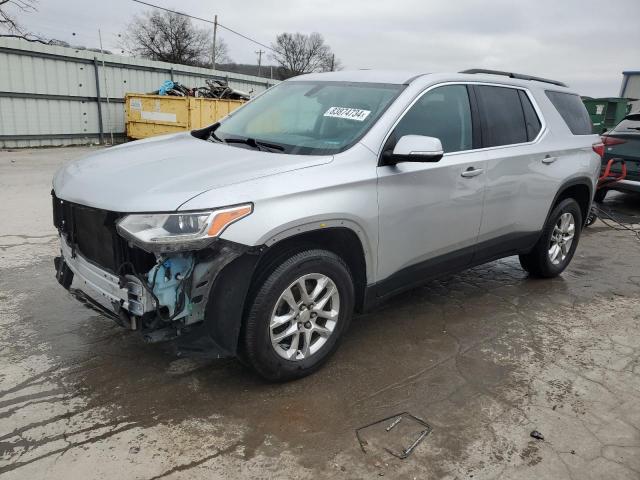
[14,0,640,97]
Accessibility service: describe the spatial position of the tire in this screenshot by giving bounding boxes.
[594,189,608,203]
[519,198,582,278]
[241,249,354,381]
[585,208,598,227]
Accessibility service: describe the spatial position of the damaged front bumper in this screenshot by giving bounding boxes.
[57,235,148,321]
[55,234,259,353]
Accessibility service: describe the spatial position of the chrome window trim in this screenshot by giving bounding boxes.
[376,81,548,159]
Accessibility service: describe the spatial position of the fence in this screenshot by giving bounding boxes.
[0,37,278,148]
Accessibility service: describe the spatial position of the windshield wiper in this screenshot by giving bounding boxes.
[205,124,285,152]
[207,122,225,143]
[224,137,285,152]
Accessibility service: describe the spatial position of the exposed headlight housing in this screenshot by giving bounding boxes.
[116,204,252,253]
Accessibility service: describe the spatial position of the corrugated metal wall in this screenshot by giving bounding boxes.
[0,37,278,148]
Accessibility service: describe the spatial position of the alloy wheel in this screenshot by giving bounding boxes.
[269,273,340,361]
[548,212,575,265]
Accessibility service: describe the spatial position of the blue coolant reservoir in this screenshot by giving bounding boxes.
[146,255,194,319]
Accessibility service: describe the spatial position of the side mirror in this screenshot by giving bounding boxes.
[384,135,444,165]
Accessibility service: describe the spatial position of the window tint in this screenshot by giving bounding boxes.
[391,85,473,153]
[518,90,542,141]
[545,91,593,135]
[475,86,528,147]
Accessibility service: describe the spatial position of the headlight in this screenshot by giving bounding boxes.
[116,204,252,252]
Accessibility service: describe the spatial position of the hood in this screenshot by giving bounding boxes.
[53,133,332,212]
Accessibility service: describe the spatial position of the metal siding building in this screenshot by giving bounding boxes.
[620,71,640,113]
[0,38,278,148]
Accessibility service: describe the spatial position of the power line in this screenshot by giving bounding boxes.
[131,0,278,54]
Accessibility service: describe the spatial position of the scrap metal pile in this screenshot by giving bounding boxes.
[152,79,250,100]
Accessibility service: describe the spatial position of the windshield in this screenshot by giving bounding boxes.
[213,81,404,155]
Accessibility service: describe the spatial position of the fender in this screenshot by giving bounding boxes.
[544,176,594,229]
[196,220,373,357]
[261,218,376,284]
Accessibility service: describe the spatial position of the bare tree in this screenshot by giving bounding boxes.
[0,0,51,43]
[121,10,231,67]
[211,36,231,66]
[270,32,339,79]
[0,0,34,34]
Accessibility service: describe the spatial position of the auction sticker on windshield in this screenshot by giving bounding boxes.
[324,107,371,121]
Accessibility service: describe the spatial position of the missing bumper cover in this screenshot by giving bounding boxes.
[57,232,258,356]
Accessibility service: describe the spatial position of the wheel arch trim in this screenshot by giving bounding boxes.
[260,218,376,284]
[546,176,594,228]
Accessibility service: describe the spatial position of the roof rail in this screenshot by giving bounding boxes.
[460,69,568,88]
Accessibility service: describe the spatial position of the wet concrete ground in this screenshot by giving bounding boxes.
[1,147,640,479]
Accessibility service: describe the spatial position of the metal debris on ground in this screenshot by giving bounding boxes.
[592,204,640,242]
[356,412,432,459]
[151,79,250,100]
[385,416,402,432]
[530,430,545,441]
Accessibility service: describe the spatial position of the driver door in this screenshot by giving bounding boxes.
[376,84,487,291]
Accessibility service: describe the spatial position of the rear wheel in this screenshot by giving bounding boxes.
[519,198,582,278]
[241,249,354,381]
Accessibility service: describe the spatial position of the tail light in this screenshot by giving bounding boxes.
[602,136,627,146]
[594,136,627,158]
[592,142,604,158]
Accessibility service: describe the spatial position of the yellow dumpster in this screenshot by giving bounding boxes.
[125,94,245,139]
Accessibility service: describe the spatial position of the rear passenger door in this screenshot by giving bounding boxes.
[471,84,550,256]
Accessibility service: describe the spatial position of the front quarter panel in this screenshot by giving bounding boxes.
[179,143,380,283]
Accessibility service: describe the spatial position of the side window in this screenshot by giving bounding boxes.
[391,85,473,153]
[475,86,528,147]
[518,90,542,141]
[545,91,593,135]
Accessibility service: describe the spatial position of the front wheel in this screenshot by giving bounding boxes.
[241,249,354,381]
[519,198,582,278]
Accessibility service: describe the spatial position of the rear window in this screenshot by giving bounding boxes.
[612,115,640,134]
[545,91,593,135]
[475,85,529,147]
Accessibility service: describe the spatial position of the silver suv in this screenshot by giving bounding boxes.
[53,69,601,380]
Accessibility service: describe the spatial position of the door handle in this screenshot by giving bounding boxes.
[542,155,558,164]
[461,167,484,178]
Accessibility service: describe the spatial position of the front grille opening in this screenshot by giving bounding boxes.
[52,193,156,275]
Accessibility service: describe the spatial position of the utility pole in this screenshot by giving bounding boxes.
[212,14,218,69]
[98,29,114,145]
[255,49,264,78]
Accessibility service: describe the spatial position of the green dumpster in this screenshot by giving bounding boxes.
[582,97,634,133]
